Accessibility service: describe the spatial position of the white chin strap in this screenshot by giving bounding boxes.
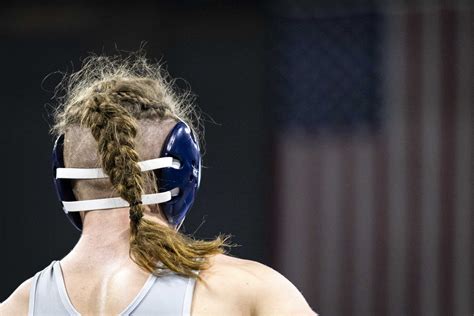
[56,157,180,213]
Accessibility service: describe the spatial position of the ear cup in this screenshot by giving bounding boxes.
[156,122,201,226]
[52,135,83,231]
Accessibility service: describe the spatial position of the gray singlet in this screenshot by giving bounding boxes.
[28,261,196,316]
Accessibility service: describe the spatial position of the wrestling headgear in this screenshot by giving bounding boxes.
[52,121,202,231]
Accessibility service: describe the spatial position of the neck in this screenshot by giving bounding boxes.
[64,208,133,267]
[62,207,170,268]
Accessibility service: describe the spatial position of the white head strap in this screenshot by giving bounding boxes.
[56,157,180,213]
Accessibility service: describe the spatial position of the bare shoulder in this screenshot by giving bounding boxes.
[0,278,33,316]
[198,254,316,316]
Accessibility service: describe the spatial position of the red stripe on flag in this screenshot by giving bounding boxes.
[438,8,457,316]
[340,136,356,315]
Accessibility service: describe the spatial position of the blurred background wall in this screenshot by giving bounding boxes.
[0,1,472,315]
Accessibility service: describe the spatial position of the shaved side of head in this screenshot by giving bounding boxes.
[64,118,178,201]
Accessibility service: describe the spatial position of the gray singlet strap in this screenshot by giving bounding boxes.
[28,261,197,316]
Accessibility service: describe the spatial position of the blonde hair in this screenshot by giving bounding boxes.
[51,53,228,278]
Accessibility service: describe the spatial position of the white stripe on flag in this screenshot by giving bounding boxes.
[385,11,408,316]
[352,132,375,316]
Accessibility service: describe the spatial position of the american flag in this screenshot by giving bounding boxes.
[269,3,473,316]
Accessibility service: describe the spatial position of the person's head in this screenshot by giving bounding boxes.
[51,53,227,277]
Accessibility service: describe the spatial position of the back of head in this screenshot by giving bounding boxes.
[51,53,227,278]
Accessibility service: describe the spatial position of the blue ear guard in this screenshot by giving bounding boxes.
[52,134,82,230]
[52,121,201,230]
[157,122,201,226]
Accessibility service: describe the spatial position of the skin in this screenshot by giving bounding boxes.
[0,121,316,316]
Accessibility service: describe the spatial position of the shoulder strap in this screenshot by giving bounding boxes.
[182,277,197,316]
[52,261,81,315]
[27,270,42,316]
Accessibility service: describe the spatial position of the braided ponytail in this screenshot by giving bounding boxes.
[53,54,229,278]
[80,93,145,233]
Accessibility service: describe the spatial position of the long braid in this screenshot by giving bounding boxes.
[80,93,145,234]
[77,85,226,278]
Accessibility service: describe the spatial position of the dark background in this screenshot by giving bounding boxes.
[1,0,269,299]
